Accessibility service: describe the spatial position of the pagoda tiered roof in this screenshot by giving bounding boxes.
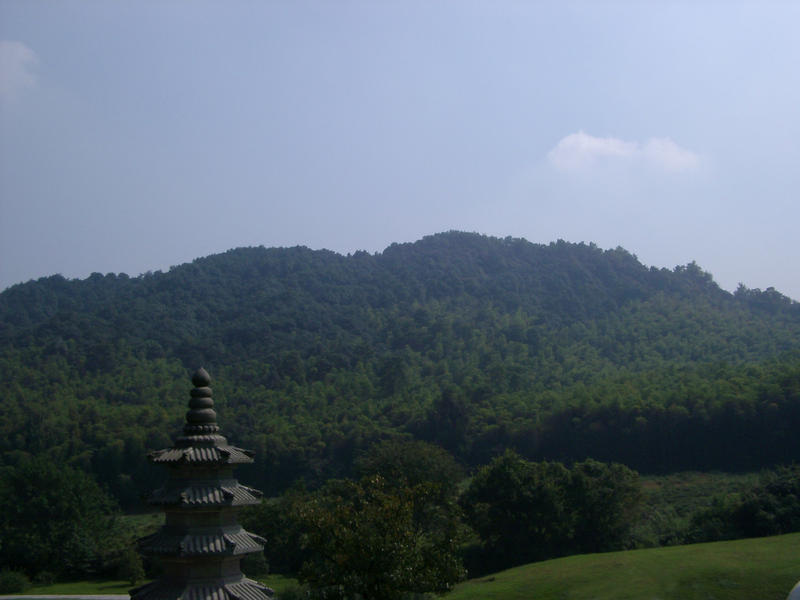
[140,527,266,556]
[150,445,255,466]
[149,482,262,507]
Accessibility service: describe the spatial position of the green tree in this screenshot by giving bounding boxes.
[0,456,122,577]
[354,438,463,499]
[461,452,643,571]
[461,450,573,568]
[688,464,800,542]
[118,545,145,586]
[425,386,470,453]
[568,459,642,553]
[240,488,310,575]
[0,570,30,594]
[295,475,467,600]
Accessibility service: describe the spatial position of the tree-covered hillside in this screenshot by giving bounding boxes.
[1,232,798,505]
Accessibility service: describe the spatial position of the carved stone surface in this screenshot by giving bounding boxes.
[131,368,272,600]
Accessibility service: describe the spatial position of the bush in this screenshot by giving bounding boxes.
[355,438,464,500]
[0,457,122,578]
[0,569,31,594]
[241,551,269,577]
[33,570,56,586]
[295,476,467,600]
[240,492,309,574]
[278,584,310,600]
[687,465,800,543]
[461,451,643,572]
[117,545,145,586]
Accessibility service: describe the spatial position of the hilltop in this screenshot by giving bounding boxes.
[1,232,798,503]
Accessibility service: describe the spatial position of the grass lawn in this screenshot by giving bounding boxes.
[448,532,800,600]
[23,580,134,595]
[19,574,298,597]
[255,574,300,596]
[118,512,164,538]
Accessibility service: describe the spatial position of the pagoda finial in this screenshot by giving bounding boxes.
[183,367,220,439]
[192,367,211,387]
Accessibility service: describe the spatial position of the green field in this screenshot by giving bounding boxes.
[23,580,133,595]
[20,574,297,597]
[449,533,800,600]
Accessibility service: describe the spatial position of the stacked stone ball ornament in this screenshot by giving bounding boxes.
[131,368,273,600]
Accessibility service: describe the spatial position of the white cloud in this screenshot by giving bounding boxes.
[547,131,636,170]
[642,137,701,172]
[547,131,700,173]
[0,41,39,102]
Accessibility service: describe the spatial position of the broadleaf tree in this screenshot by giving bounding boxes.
[295,475,467,600]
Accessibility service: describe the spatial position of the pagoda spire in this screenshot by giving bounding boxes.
[184,367,220,435]
[131,369,272,600]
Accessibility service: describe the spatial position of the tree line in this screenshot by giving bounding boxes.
[240,441,800,599]
[2,438,799,598]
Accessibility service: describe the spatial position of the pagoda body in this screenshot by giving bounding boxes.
[131,368,272,600]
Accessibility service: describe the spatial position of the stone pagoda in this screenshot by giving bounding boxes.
[131,368,273,600]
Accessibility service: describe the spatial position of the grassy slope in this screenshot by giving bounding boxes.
[449,533,800,600]
[22,575,296,596]
[23,580,132,595]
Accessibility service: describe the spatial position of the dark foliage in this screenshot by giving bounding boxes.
[239,487,311,575]
[242,471,468,599]
[354,438,464,499]
[294,475,467,600]
[460,451,642,572]
[0,456,124,578]
[688,465,800,542]
[242,439,466,579]
[0,570,30,594]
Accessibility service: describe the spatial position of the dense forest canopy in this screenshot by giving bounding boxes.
[1,232,798,506]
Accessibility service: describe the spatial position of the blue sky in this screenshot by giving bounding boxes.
[1,1,799,300]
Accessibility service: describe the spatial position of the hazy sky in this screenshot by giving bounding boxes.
[2,1,799,300]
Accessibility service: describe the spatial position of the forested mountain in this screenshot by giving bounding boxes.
[1,232,798,505]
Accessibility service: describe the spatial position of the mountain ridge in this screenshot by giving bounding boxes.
[3,231,794,333]
[1,231,798,504]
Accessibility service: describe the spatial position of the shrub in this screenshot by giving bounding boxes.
[0,569,31,594]
[241,551,269,577]
[0,457,122,578]
[278,584,310,600]
[33,570,56,586]
[117,545,145,587]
